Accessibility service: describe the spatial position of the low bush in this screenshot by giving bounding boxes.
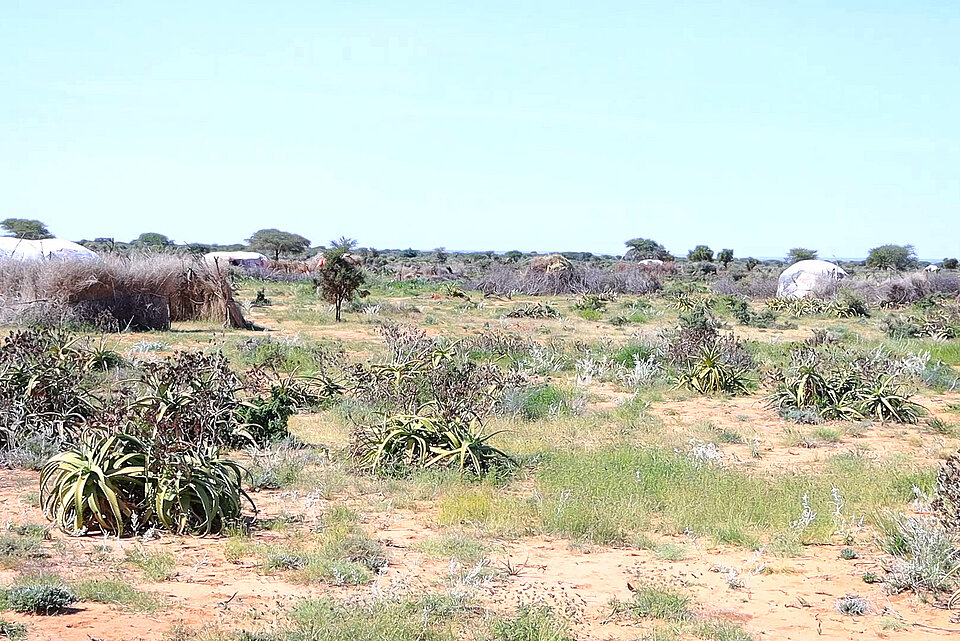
[5,584,78,614]
[880,513,960,594]
[883,308,960,340]
[504,303,561,319]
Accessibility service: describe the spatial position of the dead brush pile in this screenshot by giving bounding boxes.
[0,254,248,331]
[474,263,661,295]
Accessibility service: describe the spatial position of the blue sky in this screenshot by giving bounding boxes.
[1,1,957,259]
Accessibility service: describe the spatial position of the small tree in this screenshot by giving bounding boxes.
[434,247,448,263]
[943,258,959,270]
[504,250,524,263]
[247,229,311,261]
[1,218,53,240]
[745,257,760,271]
[687,245,714,262]
[316,237,365,322]
[134,232,172,246]
[717,248,734,267]
[866,244,917,271]
[625,238,673,261]
[787,248,818,264]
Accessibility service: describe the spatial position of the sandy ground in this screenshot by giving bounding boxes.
[4,465,960,641]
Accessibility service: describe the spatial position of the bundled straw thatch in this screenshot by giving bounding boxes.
[0,254,249,331]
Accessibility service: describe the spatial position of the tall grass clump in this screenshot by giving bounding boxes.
[0,254,248,330]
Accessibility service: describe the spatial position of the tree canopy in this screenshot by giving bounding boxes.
[866,244,918,271]
[1,218,53,240]
[787,248,818,264]
[625,238,673,261]
[316,237,365,322]
[687,245,714,262]
[717,248,734,267]
[134,232,172,246]
[246,229,311,260]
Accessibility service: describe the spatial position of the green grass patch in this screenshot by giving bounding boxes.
[535,447,931,545]
[255,523,387,586]
[438,447,934,547]
[415,534,487,564]
[924,340,960,366]
[124,549,177,582]
[72,579,161,613]
[610,583,691,621]
[0,525,48,569]
[490,604,572,641]
[653,543,687,561]
[284,594,468,641]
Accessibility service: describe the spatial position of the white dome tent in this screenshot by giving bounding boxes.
[0,237,98,261]
[776,259,848,299]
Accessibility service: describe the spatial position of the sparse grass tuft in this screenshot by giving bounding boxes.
[490,604,572,641]
[835,594,870,616]
[72,578,162,613]
[125,549,177,582]
[416,534,487,564]
[610,583,691,622]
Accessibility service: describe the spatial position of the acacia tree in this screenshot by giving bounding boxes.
[316,237,365,322]
[625,238,673,261]
[717,248,734,267]
[134,232,172,247]
[687,245,714,262]
[247,229,311,260]
[866,244,917,271]
[1,218,53,240]
[787,248,818,264]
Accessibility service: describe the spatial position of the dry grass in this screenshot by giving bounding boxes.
[0,254,247,330]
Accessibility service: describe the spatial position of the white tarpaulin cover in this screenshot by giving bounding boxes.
[776,259,848,299]
[0,237,98,261]
[204,251,269,269]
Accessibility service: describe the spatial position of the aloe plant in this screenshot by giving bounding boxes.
[351,402,513,475]
[674,346,750,395]
[149,447,254,535]
[40,431,147,535]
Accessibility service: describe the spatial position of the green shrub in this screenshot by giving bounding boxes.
[0,619,26,641]
[6,585,78,614]
[768,366,923,424]
[152,447,253,535]
[235,386,296,446]
[520,385,570,420]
